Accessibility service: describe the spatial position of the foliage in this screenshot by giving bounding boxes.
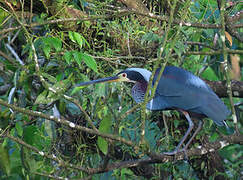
[0,0,242,179]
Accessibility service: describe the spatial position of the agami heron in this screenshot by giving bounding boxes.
[77,66,230,155]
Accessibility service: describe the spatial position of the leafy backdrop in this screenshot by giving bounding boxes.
[0,0,242,179]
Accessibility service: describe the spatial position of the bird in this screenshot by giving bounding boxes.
[76,66,231,155]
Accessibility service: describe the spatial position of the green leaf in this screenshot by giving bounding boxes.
[201,67,219,81]
[82,53,97,72]
[121,168,134,178]
[35,90,48,104]
[15,121,23,136]
[96,83,106,96]
[0,144,10,176]
[21,147,39,173]
[73,32,84,48]
[64,51,73,65]
[68,31,75,42]
[51,37,62,51]
[35,90,58,104]
[97,115,112,155]
[43,44,51,58]
[43,37,62,51]
[97,137,108,155]
[173,119,180,128]
[209,132,219,142]
[71,86,85,95]
[41,73,57,83]
[119,125,125,134]
[73,51,82,66]
[44,119,56,140]
[68,31,90,49]
[0,10,9,25]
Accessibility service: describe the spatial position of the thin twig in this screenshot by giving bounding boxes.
[0,12,131,35]
[31,41,99,132]
[5,44,24,65]
[220,0,238,133]
[2,132,89,173]
[87,133,243,174]
[185,49,243,55]
[32,172,67,180]
[185,41,218,50]
[0,98,137,147]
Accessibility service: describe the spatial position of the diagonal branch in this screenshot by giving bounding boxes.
[2,117,242,176]
[0,98,136,147]
[205,80,243,98]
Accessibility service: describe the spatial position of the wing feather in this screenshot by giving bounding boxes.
[150,66,230,123]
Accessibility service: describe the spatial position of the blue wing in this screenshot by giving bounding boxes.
[147,66,230,125]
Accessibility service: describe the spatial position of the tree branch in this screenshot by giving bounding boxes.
[1,132,89,173]
[2,120,242,176]
[205,80,243,98]
[71,133,243,175]
[0,99,136,147]
[185,49,243,55]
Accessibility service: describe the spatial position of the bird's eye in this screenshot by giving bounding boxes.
[122,73,127,78]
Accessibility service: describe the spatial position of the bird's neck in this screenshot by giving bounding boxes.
[131,82,148,103]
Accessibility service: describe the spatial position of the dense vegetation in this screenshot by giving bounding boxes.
[0,0,242,179]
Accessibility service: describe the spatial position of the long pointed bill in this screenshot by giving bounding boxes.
[76,76,120,87]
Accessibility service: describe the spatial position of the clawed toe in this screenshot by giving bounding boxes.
[163,148,181,155]
[163,148,188,156]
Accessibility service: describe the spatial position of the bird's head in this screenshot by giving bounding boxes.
[76,68,151,87]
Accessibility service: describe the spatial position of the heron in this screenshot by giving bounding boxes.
[76,66,230,155]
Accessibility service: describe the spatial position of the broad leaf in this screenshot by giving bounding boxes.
[0,144,10,176]
[35,90,48,104]
[73,32,84,48]
[81,53,97,72]
[201,67,219,81]
[73,51,83,66]
[15,121,23,137]
[64,51,73,65]
[97,115,112,155]
[42,44,51,58]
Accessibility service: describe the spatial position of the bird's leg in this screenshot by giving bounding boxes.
[164,110,194,155]
[181,120,203,153]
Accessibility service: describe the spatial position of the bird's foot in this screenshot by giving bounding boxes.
[163,147,189,159]
[163,148,180,155]
[180,148,189,160]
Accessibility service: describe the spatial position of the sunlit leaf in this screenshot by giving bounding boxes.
[73,32,84,48]
[43,44,51,58]
[51,37,62,51]
[201,67,219,81]
[97,137,108,155]
[64,51,73,65]
[68,31,90,48]
[71,86,85,95]
[35,90,57,104]
[81,53,97,72]
[0,144,10,176]
[73,51,82,66]
[97,115,112,155]
[15,121,23,137]
[35,90,47,104]
[68,31,75,42]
